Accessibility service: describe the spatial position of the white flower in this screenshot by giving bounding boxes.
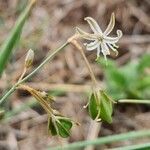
[76,13,123,61]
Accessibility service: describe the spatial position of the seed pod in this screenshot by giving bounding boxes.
[88,89,114,123]
[25,49,34,68]
[48,115,73,138]
[88,92,101,120]
[56,117,73,138]
[99,90,113,123]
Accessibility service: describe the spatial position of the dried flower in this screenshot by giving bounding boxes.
[76,13,123,61]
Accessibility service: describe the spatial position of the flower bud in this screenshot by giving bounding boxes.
[25,49,34,68]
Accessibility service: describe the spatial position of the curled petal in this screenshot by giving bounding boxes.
[107,43,118,56]
[117,30,123,38]
[113,43,119,48]
[84,17,103,35]
[107,43,117,52]
[86,40,99,51]
[104,13,115,36]
[103,30,123,44]
[76,27,97,40]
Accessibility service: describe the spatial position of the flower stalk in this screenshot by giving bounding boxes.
[0,40,70,105]
[69,39,98,87]
[118,99,150,104]
[18,84,53,114]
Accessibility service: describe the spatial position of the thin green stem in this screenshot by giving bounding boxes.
[110,142,150,150]
[0,41,69,105]
[49,130,150,150]
[18,67,27,82]
[19,41,69,84]
[118,99,150,104]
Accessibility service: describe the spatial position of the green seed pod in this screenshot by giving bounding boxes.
[88,89,114,123]
[48,115,73,138]
[56,117,73,138]
[88,92,101,120]
[99,91,113,123]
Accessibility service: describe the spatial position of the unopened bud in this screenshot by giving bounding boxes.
[25,49,34,68]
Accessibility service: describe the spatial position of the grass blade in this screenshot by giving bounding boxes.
[110,142,150,150]
[0,0,36,76]
[49,130,150,150]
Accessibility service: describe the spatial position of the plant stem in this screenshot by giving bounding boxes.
[110,142,150,150]
[18,84,53,114]
[20,41,69,84]
[0,0,36,76]
[49,130,150,150]
[118,99,150,104]
[70,40,97,86]
[0,41,69,105]
[18,67,27,82]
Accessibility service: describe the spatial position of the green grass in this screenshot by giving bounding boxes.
[111,142,150,150]
[0,0,36,76]
[49,130,150,150]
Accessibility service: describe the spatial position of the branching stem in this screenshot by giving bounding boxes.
[0,40,70,105]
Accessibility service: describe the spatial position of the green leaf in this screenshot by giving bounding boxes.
[88,93,100,120]
[107,68,126,89]
[98,56,150,100]
[48,117,57,136]
[56,118,72,138]
[96,57,116,68]
[0,0,36,76]
[100,59,127,91]
[137,76,150,90]
[100,91,113,123]
[138,54,150,73]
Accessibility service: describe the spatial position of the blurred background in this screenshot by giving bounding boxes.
[0,0,150,149]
